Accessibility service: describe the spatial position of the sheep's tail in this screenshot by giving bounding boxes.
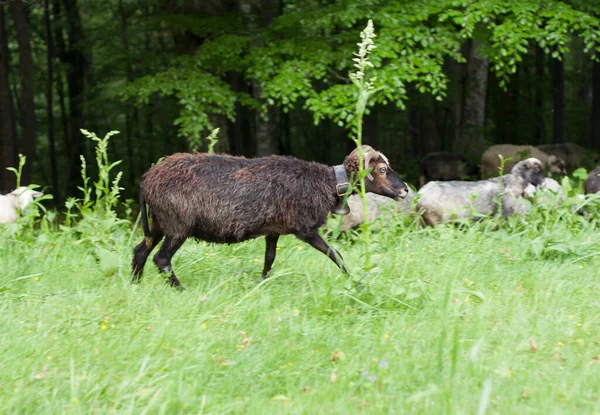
[140,196,150,237]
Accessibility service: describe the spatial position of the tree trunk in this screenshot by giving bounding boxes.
[117,0,135,187]
[455,38,489,159]
[44,0,59,202]
[534,45,545,143]
[363,110,379,149]
[420,98,440,154]
[244,0,281,156]
[0,5,16,192]
[550,52,565,144]
[11,0,37,185]
[53,0,70,153]
[227,71,251,156]
[591,59,600,152]
[62,0,87,197]
[253,94,280,156]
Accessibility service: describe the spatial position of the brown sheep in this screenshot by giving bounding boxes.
[419,152,480,188]
[131,146,408,288]
[481,144,566,178]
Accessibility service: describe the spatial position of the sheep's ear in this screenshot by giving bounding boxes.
[363,149,378,181]
[32,191,42,198]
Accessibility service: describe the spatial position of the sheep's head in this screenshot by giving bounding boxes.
[511,158,544,187]
[9,187,43,210]
[344,145,408,200]
[547,155,567,175]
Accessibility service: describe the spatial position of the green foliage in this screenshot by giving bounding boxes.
[123,0,600,140]
[122,57,238,142]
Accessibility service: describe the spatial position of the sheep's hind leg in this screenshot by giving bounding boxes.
[261,234,280,279]
[152,236,186,289]
[298,233,349,275]
[132,228,164,283]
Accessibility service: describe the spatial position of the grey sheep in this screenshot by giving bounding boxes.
[338,187,416,231]
[416,158,544,226]
[523,177,565,205]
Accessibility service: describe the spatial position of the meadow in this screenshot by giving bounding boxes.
[2,169,600,414]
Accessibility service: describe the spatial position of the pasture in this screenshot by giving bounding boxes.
[2,203,600,414]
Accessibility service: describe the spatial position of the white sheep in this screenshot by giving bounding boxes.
[0,187,43,223]
[339,186,416,231]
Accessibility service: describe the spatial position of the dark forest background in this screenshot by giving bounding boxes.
[1,0,600,205]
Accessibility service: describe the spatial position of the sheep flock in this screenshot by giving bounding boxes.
[1,142,600,286]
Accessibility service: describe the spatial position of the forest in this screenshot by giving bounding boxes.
[1,0,600,203]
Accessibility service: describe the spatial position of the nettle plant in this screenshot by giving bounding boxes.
[62,130,130,249]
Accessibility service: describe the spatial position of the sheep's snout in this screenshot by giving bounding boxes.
[387,170,409,200]
[395,182,409,200]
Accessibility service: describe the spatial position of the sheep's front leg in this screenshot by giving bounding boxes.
[261,234,279,279]
[298,233,349,275]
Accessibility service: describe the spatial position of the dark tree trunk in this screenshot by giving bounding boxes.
[407,100,423,158]
[534,45,545,143]
[445,44,468,152]
[455,38,489,159]
[53,0,70,153]
[240,0,281,156]
[550,52,565,144]
[62,0,87,197]
[363,110,379,149]
[420,98,440,154]
[0,5,16,192]
[592,59,600,152]
[11,0,37,185]
[227,71,251,156]
[44,0,59,202]
[117,0,135,187]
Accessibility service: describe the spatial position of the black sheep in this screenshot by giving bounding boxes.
[132,145,408,288]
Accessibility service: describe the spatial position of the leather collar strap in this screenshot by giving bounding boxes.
[333,165,350,197]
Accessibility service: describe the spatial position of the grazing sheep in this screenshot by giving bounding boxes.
[339,186,416,231]
[419,152,480,188]
[523,177,565,207]
[132,146,409,288]
[481,144,566,178]
[417,158,544,226]
[0,187,43,224]
[584,166,600,195]
[537,143,587,172]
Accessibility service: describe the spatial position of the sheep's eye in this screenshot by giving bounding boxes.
[379,166,388,174]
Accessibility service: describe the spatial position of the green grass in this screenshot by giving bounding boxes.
[1,213,600,414]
